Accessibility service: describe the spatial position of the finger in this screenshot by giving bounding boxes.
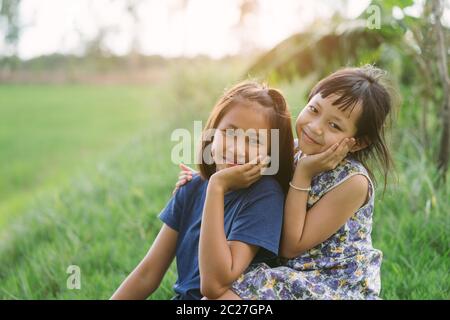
[347,138,356,152]
[241,155,265,176]
[339,137,355,156]
[247,154,263,165]
[335,138,350,155]
[247,165,263,180]
[179,163,194,173]
[331,138,354,164]
[319,142,339,160]
[248,168,264,181]
[178,173,192,181]
[175,179,186,188]
[177,176,190,184]
[317,141,346,167]
[348,137,356,147]
[247,155,270,176]
[246,169,264,184]
[241,155,263,171]
[181,175,192,182]
[261,155,271,166]
[334,137,353,154]
[238,162,254,174]
[251,160,268,178]
[328,143,348,166]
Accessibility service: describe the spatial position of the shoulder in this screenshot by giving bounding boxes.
[248,176,284,197]
[240,176,285,210]
[312,157,374,200]
[236,176,285,224]
[315,172,371,216]
[330,174,369,202]
[175,173,207,200]
[187,173,206,187]
[313,157,373,206]
[160,174,207,230]
[313,156,371,188]
[336,157,373,196]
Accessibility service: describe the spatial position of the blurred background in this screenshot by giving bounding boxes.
[0,0,449,299]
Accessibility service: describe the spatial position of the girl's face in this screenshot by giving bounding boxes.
[211,102,271,172]
[295,93,366,155]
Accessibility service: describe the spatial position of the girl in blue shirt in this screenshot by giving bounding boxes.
[111,81,295,300]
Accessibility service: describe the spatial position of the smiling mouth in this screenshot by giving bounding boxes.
[302,130,321,145]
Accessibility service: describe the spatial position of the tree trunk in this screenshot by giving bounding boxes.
[432,0,450,182]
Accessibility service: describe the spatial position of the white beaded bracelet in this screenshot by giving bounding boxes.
[289,181,311,192]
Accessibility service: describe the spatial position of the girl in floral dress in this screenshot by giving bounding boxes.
[230,153,383,299]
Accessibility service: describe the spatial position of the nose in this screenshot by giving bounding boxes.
[235,140,247,163]
[308,120,323,136]
[225,137,247,163]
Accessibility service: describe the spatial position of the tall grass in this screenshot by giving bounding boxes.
[0,84,165,227]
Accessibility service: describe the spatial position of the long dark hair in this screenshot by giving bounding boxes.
[308,65,399,193]
[198,80,294,194]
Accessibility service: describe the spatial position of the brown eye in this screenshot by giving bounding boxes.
[308,105,317,113]
[330,122,341,130]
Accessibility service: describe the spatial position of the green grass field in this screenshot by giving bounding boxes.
[0,64,448,299]
[0,84,165,227]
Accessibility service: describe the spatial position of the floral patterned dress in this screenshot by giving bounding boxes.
[230,151,383,300]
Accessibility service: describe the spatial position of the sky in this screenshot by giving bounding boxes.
[2,0,446,60]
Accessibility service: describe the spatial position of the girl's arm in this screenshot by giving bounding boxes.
[280,138,368,258]
[111,224,178,299]
[199,161,266,299]
[281,171,368,258]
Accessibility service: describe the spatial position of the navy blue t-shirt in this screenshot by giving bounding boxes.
[158,174,285,300]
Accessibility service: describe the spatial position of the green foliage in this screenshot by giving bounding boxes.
[381,0,415,10]
[247,20,407,85]
[0,0,21,51]
[245,0,449,93]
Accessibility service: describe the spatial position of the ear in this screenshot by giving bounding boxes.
[349,136,370,153]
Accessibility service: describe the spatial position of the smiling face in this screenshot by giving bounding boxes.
[210,102,271,172]
[295,93,367,155]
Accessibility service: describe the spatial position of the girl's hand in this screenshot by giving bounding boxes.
[297,138,356,179]
[209,156,270,193]
[172,163,197,195]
